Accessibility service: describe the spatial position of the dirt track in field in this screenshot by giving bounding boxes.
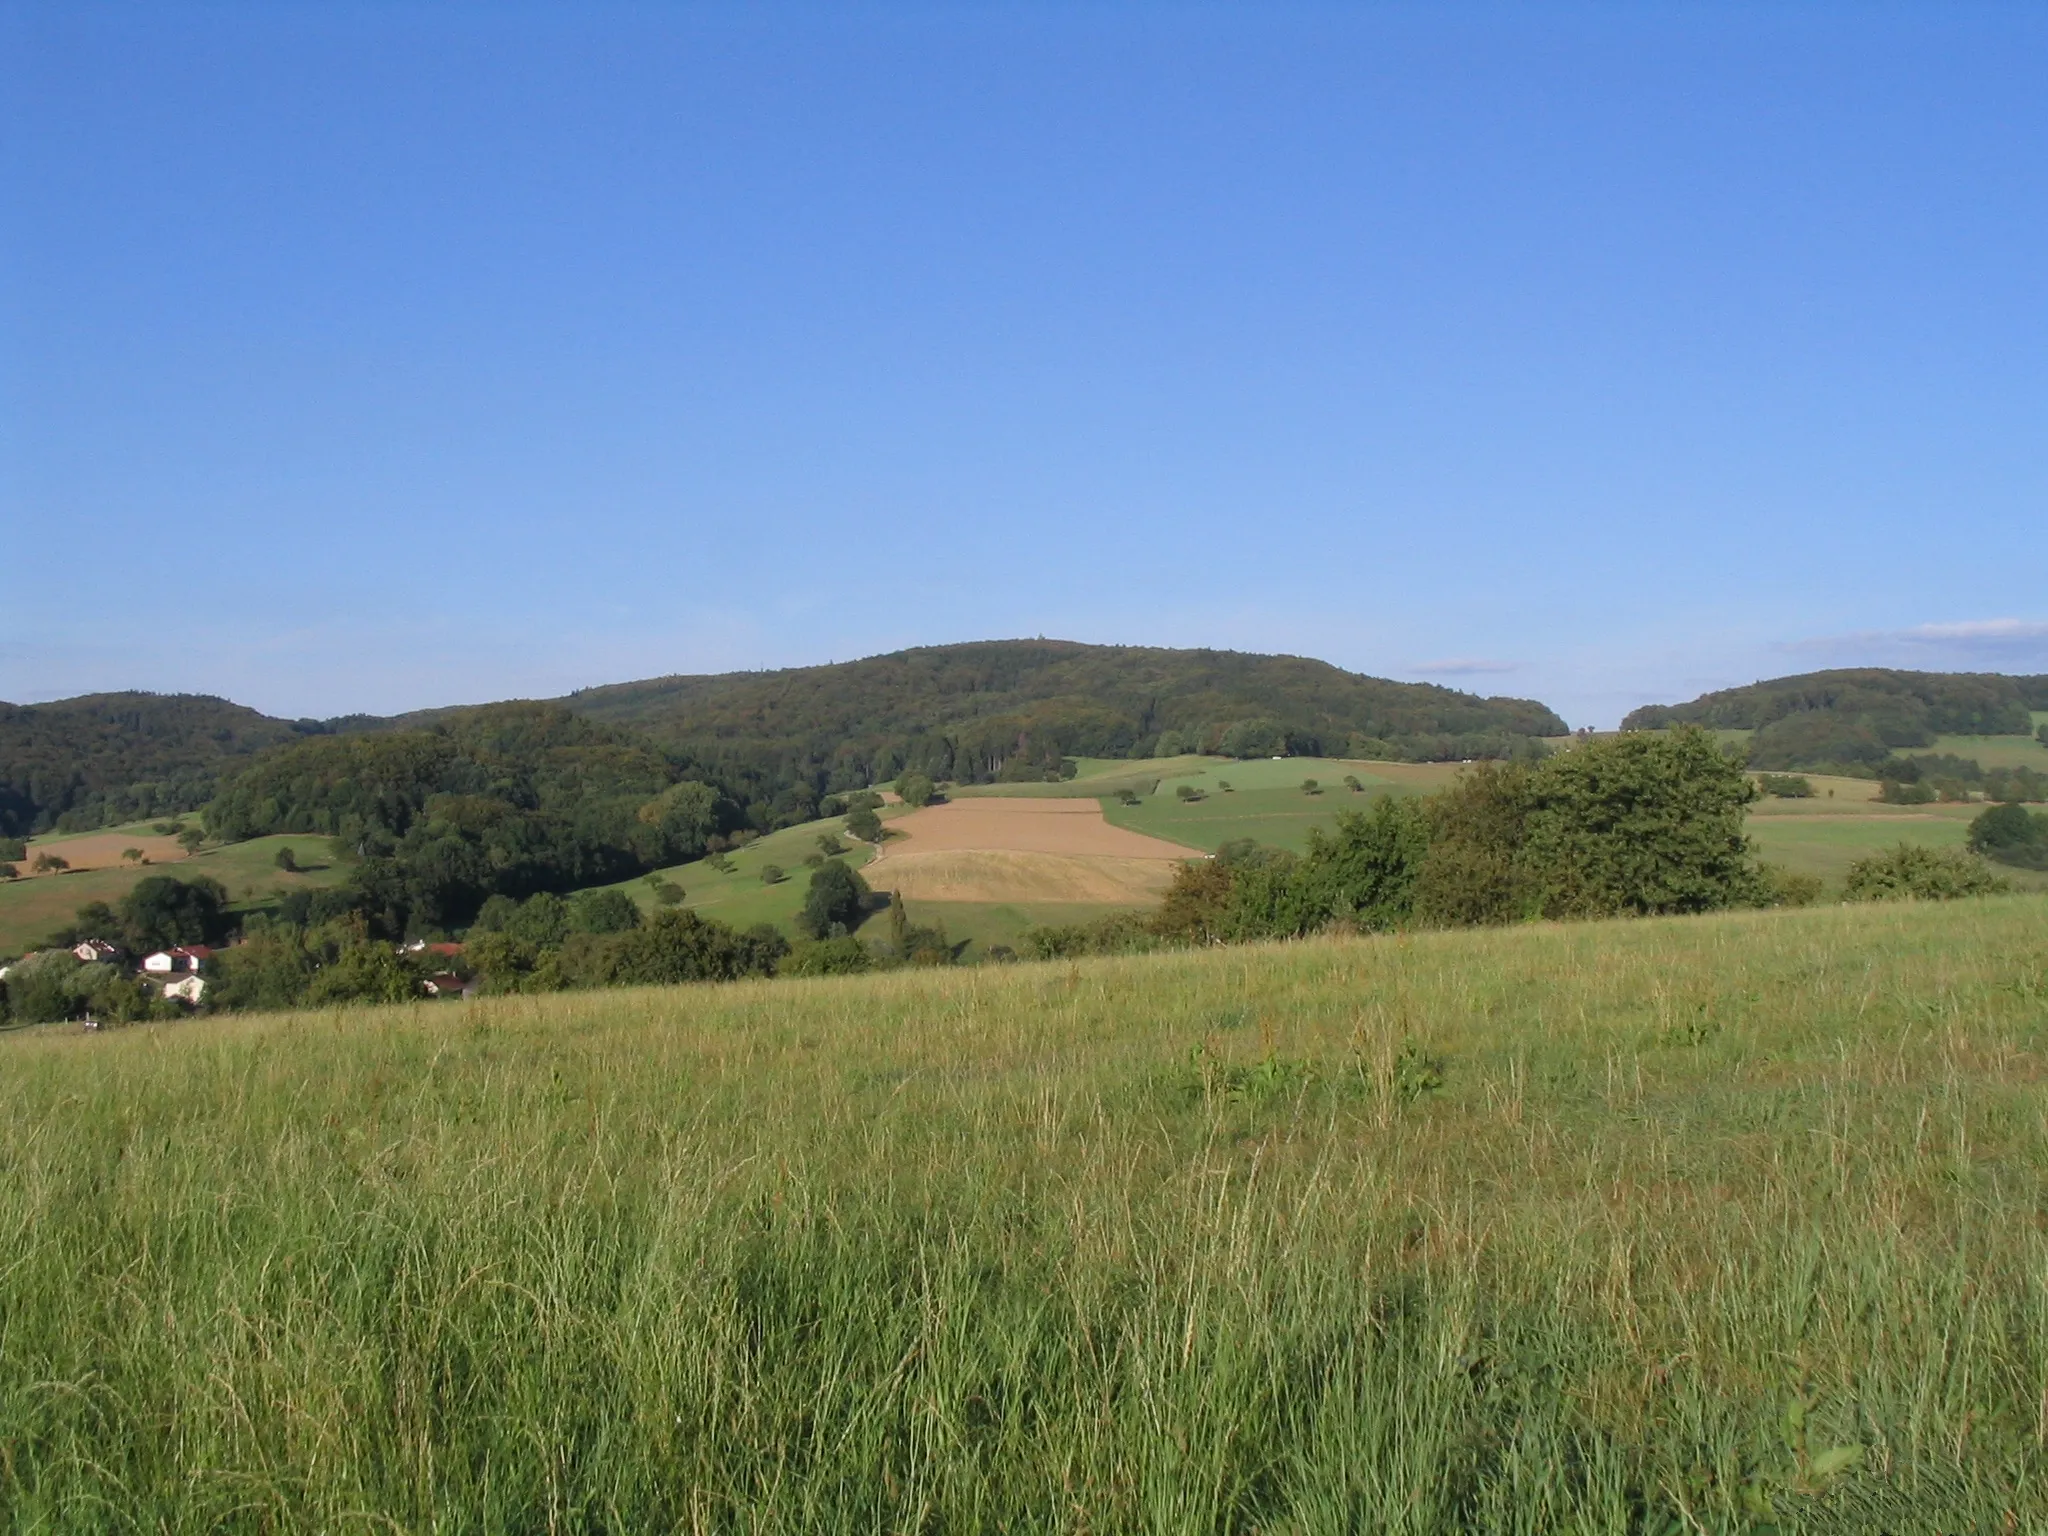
[864,797,1195,903]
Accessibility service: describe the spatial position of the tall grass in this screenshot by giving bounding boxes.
[4,898,2046,1531]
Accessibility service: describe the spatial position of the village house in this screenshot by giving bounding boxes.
[162,975,205,1004]
[142,945,213,974]
[73,938,123,964]
[421,972,470,998]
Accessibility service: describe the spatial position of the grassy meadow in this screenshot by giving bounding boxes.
[948,754,1224,800]
[1926,730,2048,771]
[1102,757,1459,855]
[5,897,2048,1529]
[1747,774,2048,893]
[591,812,883,932]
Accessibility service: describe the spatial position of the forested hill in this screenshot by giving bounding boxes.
[0,693,314,837]
[1622,668,2048,772]
[557,640,1568,801]
[3,641,1565,838]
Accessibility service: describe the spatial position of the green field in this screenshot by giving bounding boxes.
[1102,756,1460,854]
[0,829,348,957]
[1746,774,2048,891]
[946,754,1222,799]
[5,898,2046,1527]
[1927,730,2048,770]
[589,812,885,934]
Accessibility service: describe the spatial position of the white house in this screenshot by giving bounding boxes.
[73,938,122,964]
[162,975,205,1004]
[142,945,212,974]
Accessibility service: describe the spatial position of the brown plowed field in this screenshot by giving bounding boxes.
[861,851,1183,904]
[863,797,1196,904]
[17,833,189,877]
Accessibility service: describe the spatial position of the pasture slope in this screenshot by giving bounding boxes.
[5,896,2047,1529]
[1102,754,1460,854]
[0,825,347,956]
[1745,773,2048,892]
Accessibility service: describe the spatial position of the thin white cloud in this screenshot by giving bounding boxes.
[1896,618,2048,644]
[1410,657,1519,676]
[1777,618,2048,662]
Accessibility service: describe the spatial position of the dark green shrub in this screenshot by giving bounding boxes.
[1755,864,1825,908]
[1968,803,2048,870]
[782,936,872,976]
[1756,774,1813,798]
[1983,766,2048,803]
[1414,762,1537,927]
[797,860,870,940]
[568,888,642,935]
[1025,912,1156,959]
[1843,846,2007,902]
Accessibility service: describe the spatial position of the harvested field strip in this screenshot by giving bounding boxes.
[870,797,1196,862]
[858,849,1181,904]
[15,832,188,875]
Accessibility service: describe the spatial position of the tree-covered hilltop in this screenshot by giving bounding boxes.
[0,692,318,836]
[205,702,742,934]
[560,639,1569,798]
[1622,668,2048,772]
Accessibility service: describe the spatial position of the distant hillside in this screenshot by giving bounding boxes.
[3,641,1565,839]
[560,639,1568,805]
[1623,668,2048,772]
[0,693,314,836]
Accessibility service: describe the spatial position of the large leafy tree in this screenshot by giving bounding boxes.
[1522,727,1761,918]
[117,874,232,952]
[798,861,871,940]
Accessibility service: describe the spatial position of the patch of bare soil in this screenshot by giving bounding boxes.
[860,797,1196,904]
[18,834,188,877]
[869,797,1194,860]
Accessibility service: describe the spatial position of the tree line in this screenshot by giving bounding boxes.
[1622,667,2048,780]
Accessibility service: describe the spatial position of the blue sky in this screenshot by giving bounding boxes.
[4,2,2044,728]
